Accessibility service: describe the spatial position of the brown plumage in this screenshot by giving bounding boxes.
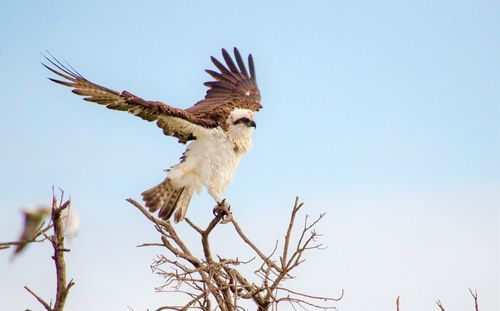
[141,179,191,222]
[43,48,262,143]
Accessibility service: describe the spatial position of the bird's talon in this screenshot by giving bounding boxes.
[213,199,232,223]
[220,212,233,224]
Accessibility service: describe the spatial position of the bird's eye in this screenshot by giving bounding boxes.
[234,117,250,125]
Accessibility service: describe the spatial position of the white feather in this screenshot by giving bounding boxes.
[167,108,255,203]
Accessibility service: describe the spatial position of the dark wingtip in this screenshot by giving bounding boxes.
[221,48,239,73]
[233,47,249,78]
[48,78,73,87]
[40,51,86,81]
[220,48,229,64]
[248,54,256,81]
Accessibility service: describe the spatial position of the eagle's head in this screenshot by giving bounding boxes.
[226,108,256,154]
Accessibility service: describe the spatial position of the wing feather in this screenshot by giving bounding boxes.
[233,48,249,78]
[248,54,256,81]
[44,48,262,138]
[43,54,216,143]
[186,48,262,126]
[222,48,239,75]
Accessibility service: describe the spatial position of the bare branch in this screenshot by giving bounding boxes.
[23,189,75,311]
[469,288,479,311]
[1,221,54,253]
[276,287,344,302]
[185,218,204,235]
[436,300,446,311]
[126,198,169,227]
[131,196,338,310]
[24,286,52,311]
[281,197,303,267]
[229,216,281,272]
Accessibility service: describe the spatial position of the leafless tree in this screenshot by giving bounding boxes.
[1,190,74,311]
[127,197,343,311]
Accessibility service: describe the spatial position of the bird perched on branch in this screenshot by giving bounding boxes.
[12,207,49,257]
[44,48,262,222]
[12,205,79,259]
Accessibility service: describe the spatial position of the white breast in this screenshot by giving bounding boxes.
[167,128,248,202]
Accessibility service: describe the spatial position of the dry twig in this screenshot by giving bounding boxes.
[469,288,479,311]
[0,222,53,252]
[433,289,481,311]
[128,197,342,310]
[436,300,446,311]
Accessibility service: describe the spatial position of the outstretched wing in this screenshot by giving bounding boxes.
[43,55,217,143]
[187,48,262,128]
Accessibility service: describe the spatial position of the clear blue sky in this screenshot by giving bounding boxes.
[0,1,498,310]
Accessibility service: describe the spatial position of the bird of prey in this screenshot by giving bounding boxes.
[44,48,262,222]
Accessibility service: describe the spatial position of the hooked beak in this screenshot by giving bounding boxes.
[247,120,257,128]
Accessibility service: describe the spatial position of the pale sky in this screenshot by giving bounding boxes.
[0,1,498,310]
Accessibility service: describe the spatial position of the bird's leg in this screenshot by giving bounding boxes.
[212,199,232,224]
[212,198,227,215]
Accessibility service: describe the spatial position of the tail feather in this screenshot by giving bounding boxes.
[141,179,190,221]
[174,190,193,223]
[158,187,184,220]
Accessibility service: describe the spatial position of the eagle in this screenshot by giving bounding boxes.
[44,48,261,223]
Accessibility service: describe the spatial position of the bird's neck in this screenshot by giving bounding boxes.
[227,127,253,155]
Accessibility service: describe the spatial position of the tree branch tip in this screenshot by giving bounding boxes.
[55,200,71,213]
[24,286,52,311]
[469,288,478,297]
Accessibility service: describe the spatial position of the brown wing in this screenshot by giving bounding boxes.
[42,55,217,143]
[186,48,262,128]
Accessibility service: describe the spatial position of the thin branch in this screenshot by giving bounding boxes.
[436,300,446,311]
[126,198,169,227]
[229,217,281,272]
[276,287,344,302]
[24,286,52,311]
[280,297,338,310]
[281,197,302,267]
[1,221,54,253]
[137,243,164,248]
[469,288,479,311]
[185,218,203,235]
